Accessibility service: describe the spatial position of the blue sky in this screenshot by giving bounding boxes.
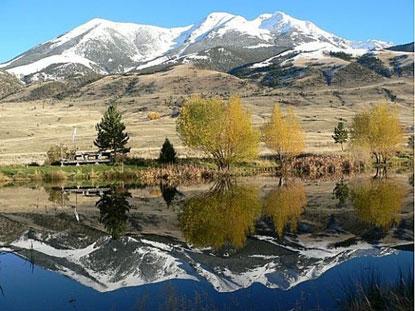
[0,0,413,62]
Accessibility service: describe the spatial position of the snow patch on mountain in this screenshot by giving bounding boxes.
[185,12,236,43]
[9,231,396,294]
[292,41,368,60]
[258,11,334,39]
[7,53,100,78]
[0,11,393,81]
[351,39,393,50]
[12,234,198,292]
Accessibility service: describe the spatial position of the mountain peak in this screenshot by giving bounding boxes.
[183,12,240,44]
[271,11,290,18]
[1,11,396,82]
[258,11,321,34]
[205,12,236,20]
[196,11,238,29]
[85,17,110,25]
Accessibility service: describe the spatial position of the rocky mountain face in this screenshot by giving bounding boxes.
[0,12,392,83]
[387,42,414,53]
[8,229,398,293]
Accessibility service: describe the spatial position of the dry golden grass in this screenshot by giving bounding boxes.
[0,65,413,165]
[0,172,10,182]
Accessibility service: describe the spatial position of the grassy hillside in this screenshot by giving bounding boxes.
[0,56,413,165]
[0,70,23,99]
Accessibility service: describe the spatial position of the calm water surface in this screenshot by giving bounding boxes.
[0,174,413,310]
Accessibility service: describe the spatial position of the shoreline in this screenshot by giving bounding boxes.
[0,154,412,186]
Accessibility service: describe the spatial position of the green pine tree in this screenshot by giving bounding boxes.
[158,138,177,164]
[94,105,130,160]
[332,121,348,151]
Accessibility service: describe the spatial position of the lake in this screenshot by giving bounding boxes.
[0,174,413,310]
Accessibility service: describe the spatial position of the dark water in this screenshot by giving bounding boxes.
[0,174,413,310]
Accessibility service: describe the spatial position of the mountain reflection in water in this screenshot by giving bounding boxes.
[0,174,412,310]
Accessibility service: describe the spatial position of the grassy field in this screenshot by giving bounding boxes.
[0,158,280,185]
[0,154,412,186]
[0,65,413,165]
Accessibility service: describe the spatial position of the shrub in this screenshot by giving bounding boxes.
[0,172,10,183]
[30,170,43,181]
[147,111,161,120]
[46,144,76,165]
[357,53,392,77]
[328,51,353,61]
[42,170,67,182]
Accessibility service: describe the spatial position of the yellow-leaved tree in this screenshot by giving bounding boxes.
[262,104,305,165]
[177,96,259,169]
[350,103,403,164]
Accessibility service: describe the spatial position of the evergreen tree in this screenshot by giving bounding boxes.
[94,105,130,160]
[158,138,177,164]
[332,121,348,151]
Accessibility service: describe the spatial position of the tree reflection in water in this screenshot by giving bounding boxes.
[263,182,307,238]
[351,179,406,230]
[159,181,182,207]
[96,187,132,240]
[45,187,69,207]
[179,178,261,251]
[333,179,349,208]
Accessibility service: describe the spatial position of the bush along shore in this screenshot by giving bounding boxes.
[1,99,411,185]
[0,154,412,186]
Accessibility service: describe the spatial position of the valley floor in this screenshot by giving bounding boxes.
[0,87,413,165]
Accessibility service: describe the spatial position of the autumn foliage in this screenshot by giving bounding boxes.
[262,104,305,164]
[177,96,259,169]
[263,182,307,237]
[179,181,261,250]
[350,103,403,164]
[351,179,405,229]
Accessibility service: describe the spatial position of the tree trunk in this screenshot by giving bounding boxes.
[216,158,227,171]
[374,153,379,166]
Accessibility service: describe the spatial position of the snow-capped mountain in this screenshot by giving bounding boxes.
[0,11,392,82]
[7,230,397,293]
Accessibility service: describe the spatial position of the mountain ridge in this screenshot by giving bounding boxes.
[8,231,394,293]
[0,11,393,83]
